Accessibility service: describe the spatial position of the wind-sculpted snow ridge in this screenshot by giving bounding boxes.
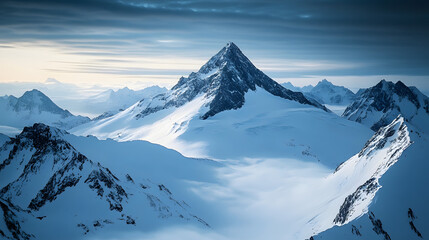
[343,80,429,133]
[0,123,208,239]
[332,116,411,225]
[134,42,328,120]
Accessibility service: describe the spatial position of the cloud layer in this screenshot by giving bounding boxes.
[0,0,428,90]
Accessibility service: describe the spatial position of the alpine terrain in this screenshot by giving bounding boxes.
[343,80,429,133]
[0,123,213,239]
[0,43,427,240]
[72,43,372,167]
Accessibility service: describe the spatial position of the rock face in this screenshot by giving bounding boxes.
[0,123,207,239]
[0,90,90,130]
[135,42,328,120]
[343,80,429,132]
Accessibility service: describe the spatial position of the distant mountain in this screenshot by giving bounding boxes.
[0,89,90,132]
[281,82,314,92]
[282,80,356,105]
[72,43,372,167]
[89,86,168,119]
[343,80,429,132]
[0,123,211,239]
[306,79,356,105]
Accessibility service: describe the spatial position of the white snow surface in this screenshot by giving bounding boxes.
[72,87,372,168]
[315,120,428,240]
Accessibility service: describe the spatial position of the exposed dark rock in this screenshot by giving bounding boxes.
[351,225,362,236]
[158,184,172,195]
[28,152,85,210]
[409,221,423,238]
[0,199,34,240]
[85,168,128,212]
[408,208,423,238]
[125,174,134,183]
[368,212,391,240]
[126,216,135,225]
[334,178,379,224]
[77,223,89,235]
[408,208,416,220]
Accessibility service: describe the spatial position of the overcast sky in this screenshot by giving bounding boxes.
[0,0,428,92]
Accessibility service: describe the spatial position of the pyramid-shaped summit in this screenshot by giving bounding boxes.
[136,42,328,119]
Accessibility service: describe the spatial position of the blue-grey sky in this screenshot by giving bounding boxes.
[0,0,428,91]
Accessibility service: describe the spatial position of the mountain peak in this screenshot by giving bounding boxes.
[319,79,332,85]
[13,89,73,117]
[225,41,239,50]
[138,43,328,120]
[197,42,250,76]
[343,80,429,132]
[21,89,45,98]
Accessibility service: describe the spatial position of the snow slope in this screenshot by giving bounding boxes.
[0,134,9,147]
[72,43,371,167]
[315,118,428,240]
[182,116,412,240]
[0,124,212,240]
[343,80,429,133]
[73,86,372,168]
[0,89,90,133]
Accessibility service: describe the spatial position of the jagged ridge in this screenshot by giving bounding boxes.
[135,42,328,120]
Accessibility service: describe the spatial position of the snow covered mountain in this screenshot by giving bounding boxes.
[0,123,211,239]
[282,80,356,105]
[343,80,429,133]
[314,116,428,240]
[306,79,356,105]
[89,86,168,118]
[72,43,373,167]
[0,90,90,133]
[133,42,327,120]
[281,82,314,92]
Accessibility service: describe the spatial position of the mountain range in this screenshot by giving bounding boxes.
[282,80,357,106]
[0,42,428,240]
[71,42,371,166]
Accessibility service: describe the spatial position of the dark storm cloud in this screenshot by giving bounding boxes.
[1,0,428,77]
